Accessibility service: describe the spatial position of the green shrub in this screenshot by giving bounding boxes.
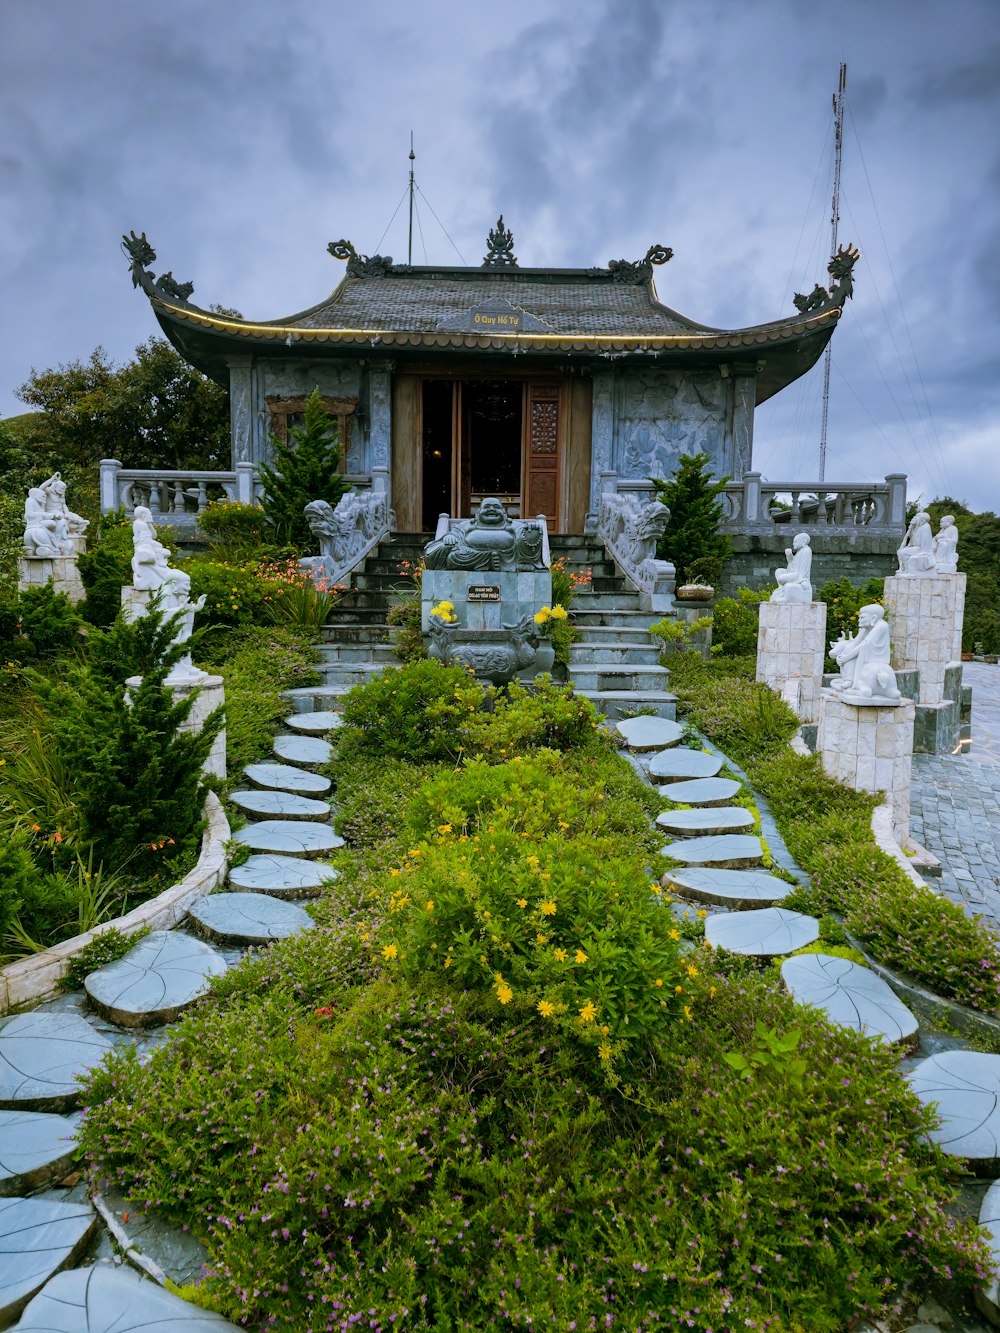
[196,500,271,560]
[0,491,22,599]
[652,451,731,586]
[710,584,771,657]
[257,389,347,548]
[816,575,885,669]
[386,595,426,662]
[185,557,282,628]
[63,925,150,990]
[466,676,601,756]
[15,583,81,655]
[79,510,134,627]
[339,659,489,762]
[0,832,38,947]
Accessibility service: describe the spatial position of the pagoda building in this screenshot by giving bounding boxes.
[122,221,855,534]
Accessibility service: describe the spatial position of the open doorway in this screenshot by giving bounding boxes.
[421,380,453,531]
[460,380,523,517]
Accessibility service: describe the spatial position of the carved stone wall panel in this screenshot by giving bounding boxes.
[368,365,393,472]
[614,368,726,482]
[228,362,253,465]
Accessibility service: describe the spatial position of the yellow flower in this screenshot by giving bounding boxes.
[554,948,568,962]
[536,933,548,945]
[496,981,514,1005]
[438,823,452,834]
[675,984,684,994]
[526,854,540,866]
[669,928,680,941]
[686,964,699,979]
[598,1042,612,1060]
[389,868,401,878]
[537,999,555,1018]
[578,1002,598,1023]
[425,899,434,912]
[443,956,452,968]
[541,900,557,916]
[684,1004,693,1021]
[382,943,398,960]
[558,820,569,829]
[516,897,528,909]
[654,978,664,988]
[574,949,588,964]
[483,909,491,919]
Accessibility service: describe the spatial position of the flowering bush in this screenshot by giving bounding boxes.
[429,598,457,623]
[531,602,568,637]
[549,555,590,607]
[195,500,271,559]
[185,557,283,628]
[256,557,344,627]
[339,659,488,762]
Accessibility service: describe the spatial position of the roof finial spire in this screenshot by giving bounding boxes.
[483,215,517,267]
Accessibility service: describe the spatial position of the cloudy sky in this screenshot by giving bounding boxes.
[2,0,998,510]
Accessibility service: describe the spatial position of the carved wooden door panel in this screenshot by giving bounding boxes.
[524,383,560,528]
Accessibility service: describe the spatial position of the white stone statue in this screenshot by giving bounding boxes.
[128,506,206,682]
[769,532,813,603]
[896,510,937,576]
[39,473,88,539]
[829,604,901,706]
[933,514,959,574]
[23,487,73,556]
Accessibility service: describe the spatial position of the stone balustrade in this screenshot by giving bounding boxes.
[721,472,907,538]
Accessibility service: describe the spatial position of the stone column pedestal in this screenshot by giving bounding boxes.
[884,574,966,704]
[18,553,85,604]
[756,601,827,722]
[818,691,915,845]
[126,673,227,780]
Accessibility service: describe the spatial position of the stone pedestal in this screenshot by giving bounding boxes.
[884,574,966,703]
[126,673,226,780]
[18,554,85,604]
[422,569,552,632]
[818,691,915,845]
[756,601,827,722]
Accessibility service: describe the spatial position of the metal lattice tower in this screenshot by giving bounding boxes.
[818,62,847,485]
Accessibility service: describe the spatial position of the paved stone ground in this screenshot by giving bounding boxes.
[911,664,1000,928]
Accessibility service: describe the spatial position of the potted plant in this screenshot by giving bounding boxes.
[531,604,568,673]
[676,556,720,602]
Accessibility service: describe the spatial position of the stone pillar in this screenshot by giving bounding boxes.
[885,473,907,529]
[818,691,915,845]
[100,459,121,513]
[731,368,756,478]
[228,357,254,466]
[368,362,393,476]
[756,601,827,723]
[588,370,616,516]
[884,574,966,704]
[235,462,257,506]
[742,471,762,525]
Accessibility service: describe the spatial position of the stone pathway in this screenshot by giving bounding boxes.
[911,664,1000,929]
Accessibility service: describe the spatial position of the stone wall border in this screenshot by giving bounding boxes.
[0,792,230,1015]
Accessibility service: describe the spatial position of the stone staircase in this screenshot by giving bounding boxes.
[284,531,677,721]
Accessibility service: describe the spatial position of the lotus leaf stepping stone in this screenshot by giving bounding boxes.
[14,1263,239,1329]
[656,807,755,837]
[0,1196,96,1325]
[704,907,819,956]
[649,750,722,783]
[780,953,918,1046]
[243,762,331,795]
[227,853,337,898]
[285,710,343,734]
[85,931,227,1027]
[0,1111,79,1196]
[660,834,763,869]
[0,1014,112,1111]
[232,819,343,859]
[908,1052,1000,1166]
[977,1180,1000,1313]
[228,789,331,822]
[189,893,315,945]
[661,867,792,909]
[659,777,742,807]
[614,716,683,752]
[272,734,331,769]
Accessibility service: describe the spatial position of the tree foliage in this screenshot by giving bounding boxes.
[927,497,1000,652]
[258,388,346,548]
[15,337,230,473]
[652,451,731,586]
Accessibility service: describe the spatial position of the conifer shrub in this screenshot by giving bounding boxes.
[258,389,347,548]
[79,510,134,627]
[652,450,731,586]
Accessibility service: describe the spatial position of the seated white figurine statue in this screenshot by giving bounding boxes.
[769,532,813,603]
[896,510,936,576]
[23,487,73,557]
[129,506,206,680]
[933,514,959,574]
[40,473,88,537]
[829,604,901,706]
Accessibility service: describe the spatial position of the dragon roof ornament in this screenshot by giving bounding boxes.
[327,239,395,278]
[793,242,860,314]
[483,215,517,267]
[121,231,195,304]
[605,244,673,284]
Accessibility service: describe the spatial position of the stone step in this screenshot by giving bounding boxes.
[284,684,354,711]
[228,789,332,822]
[272,734,332,769]
[571,609,656,630]
[315,662,391,686]
[315,643,398,664]
[318,607,395,626]
[84,931,227,1028]
[650,749,723,783]
[188,892,315,946]
[0,1013,112,1112]
[908,1052,1000,1170]
[284,710,345,733]
[657,776,742,807]
[327,590,391,611]
[589,576,628,593]
[570,591,646,611]
[232,819,344,859]
[567,643,661,666]
[662,866,792,908]
[704,907,819,956]
[573,625,658,646]
[351,572,420,592]
[614,716,683,752]
[0,1196,97,1325]
[659,833,764,869]
[227,853,338,898]
[243,762,331,796]
[13,1263,242,1332]
[577,689,677,722]
[565,664,673,692]
[319,623,392,643]
[0,1109,81,1195]
[780,953,918,1046]
[655,806,755,837]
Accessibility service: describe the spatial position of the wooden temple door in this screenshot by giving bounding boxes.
[523,382,561,528]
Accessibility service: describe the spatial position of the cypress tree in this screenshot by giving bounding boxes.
[652,451,731,587]
[258,388,347,548]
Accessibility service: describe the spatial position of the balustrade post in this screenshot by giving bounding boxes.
[742,471,761,524]
[885,474,907,529]
[235,462,257,505]
[196,481,208,512]
[99,460,121,514]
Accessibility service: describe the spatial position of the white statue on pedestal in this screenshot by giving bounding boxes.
[829,604,901,706]
[39,473,88,541]
[896,510,936,576]
[23,487,73,556]
[129,506,206,683]
[933,514,959,574]
[769,532,813,603]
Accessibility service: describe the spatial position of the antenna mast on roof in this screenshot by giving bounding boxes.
[818,62,847,485]
[408,133,416,265]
